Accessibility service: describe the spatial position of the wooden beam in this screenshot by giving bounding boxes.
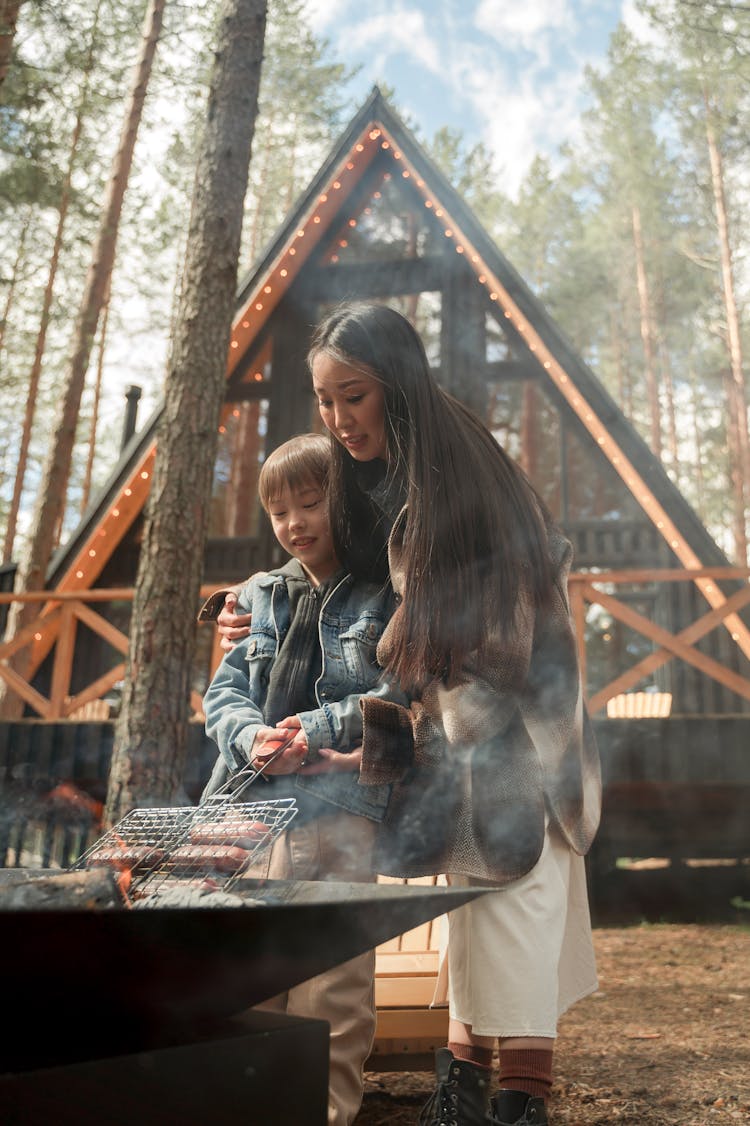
[64,663,126,718]
[49,603,77,718]
[586,585,750,710]
[587,582,750,708]
[0,663,51,717]
[295,255,446,301]
[73,601,130,654]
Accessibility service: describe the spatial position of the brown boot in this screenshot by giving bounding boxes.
[418,1048,494,1125]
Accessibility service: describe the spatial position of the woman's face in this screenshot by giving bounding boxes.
[312,352,388,462]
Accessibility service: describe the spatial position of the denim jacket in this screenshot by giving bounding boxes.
[202,560,406,822]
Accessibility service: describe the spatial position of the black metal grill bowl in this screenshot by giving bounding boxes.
[0,873,487,1071]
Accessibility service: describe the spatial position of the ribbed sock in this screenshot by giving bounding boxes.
[497,1047,553,1100]
[448,1041,494,1070]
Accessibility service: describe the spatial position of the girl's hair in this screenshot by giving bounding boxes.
[258,432,330,512]
[308,302,554,689]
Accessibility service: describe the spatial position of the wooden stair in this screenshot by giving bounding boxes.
[368,874,448,1071]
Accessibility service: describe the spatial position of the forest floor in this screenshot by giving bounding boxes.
[355,922,750,1126]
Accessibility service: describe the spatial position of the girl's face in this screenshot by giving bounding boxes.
[312,353,388,462]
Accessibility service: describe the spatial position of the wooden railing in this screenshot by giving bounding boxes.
[568,567,750,713]
[0,586,224,721]
[1,568,749,720]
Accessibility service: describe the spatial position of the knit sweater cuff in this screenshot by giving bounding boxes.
[359,696,414,785]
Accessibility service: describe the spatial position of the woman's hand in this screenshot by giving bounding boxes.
[217,591,252,652]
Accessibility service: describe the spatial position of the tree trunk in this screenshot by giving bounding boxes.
[631,203,662,459]
[80,276,111,515]
[105,0,267,826]
[3,0,105,566]
[704,92,748,563]
[659,338,679,472]
[0,0,165,717]
[0,0,24,88]
[688,364,706,519]
[0,210,28,358]
[723,366,748,566]
[246,107,275,263]
[609,306,631,419]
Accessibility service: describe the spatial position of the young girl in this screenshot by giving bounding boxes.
[306,302,602,1126]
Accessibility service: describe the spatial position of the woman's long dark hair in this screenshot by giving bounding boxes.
[308,302,554,690]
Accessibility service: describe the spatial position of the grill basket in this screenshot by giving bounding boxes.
[74,754,298,902]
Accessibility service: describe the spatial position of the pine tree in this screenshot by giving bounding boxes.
[640,0,750,561]
[0,0,24,88]
[0,0,166,717]
[105,0,267,824]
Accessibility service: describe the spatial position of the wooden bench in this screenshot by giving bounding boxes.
[368,875,449,1071]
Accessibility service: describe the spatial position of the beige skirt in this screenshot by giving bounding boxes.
[435,825,598,1039]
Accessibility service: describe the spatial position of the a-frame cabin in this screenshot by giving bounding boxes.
[3,88,749,874]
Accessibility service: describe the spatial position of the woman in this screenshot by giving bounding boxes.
[306,302,601,1126]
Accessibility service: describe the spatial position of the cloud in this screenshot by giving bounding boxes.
[475,0,574,51]
[304,0,357,33]
[300,0,619,198]
[342,7,443,75]
[443,43,588,197]
[621,0,667,47]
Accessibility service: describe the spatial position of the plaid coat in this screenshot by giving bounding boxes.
[359,515,602,883]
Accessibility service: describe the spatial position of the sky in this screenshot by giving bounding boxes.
[305,0,647,197]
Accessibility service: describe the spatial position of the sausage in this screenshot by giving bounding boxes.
[87,845,164,872]
[188,821,271,848]
[166,844,252,874]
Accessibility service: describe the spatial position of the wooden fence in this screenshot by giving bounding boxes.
[1,568,749,720]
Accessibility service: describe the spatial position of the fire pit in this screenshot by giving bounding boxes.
[0,774,489,1123]
[0,865,487,1124]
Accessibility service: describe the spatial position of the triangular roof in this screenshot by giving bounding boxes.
[42,86,749,660]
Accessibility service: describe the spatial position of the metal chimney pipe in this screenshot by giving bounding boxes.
[120,385,142,452]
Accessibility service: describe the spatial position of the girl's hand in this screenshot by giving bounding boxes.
[251,724,308,775]
[299,746,362,775]
[217,591,252,651]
